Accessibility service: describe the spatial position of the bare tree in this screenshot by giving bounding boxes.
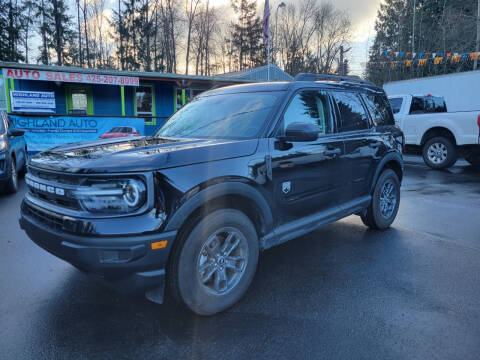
[184,0,201,74]
[277,0,351,75]
[192,0,219,75]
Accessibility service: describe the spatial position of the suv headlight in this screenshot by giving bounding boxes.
[73,179,147,214]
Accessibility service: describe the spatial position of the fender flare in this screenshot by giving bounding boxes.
[418,124,459,146]
[163,181,274,235]
[370,152,403,193]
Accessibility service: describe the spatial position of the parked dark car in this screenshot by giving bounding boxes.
[0,111,27,194]
[19,74,404,315]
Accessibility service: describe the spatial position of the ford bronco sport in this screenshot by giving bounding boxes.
[19,74,404,315]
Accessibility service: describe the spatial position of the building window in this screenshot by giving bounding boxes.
[66,85,93,115]
[136,85,154,116]
[174,88,205,112]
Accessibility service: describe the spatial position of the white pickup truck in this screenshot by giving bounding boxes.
[388,94,480,169]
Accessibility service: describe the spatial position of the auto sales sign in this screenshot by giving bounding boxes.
[2,68,139,86]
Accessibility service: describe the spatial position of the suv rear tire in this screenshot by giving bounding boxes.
[422,136,458,169]
[168,208,259,315]
[361,169,400,230]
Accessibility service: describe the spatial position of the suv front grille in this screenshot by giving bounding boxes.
[25,168,82,210]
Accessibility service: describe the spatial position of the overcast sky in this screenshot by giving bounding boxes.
[265,0,382,76]
[322,0,382,76]
[67,0,383,76]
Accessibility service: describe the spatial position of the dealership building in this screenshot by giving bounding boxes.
[0,62,292,152]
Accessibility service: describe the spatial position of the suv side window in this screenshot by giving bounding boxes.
[0,114,6,134]
[389,97,403,114]
[409,96,447,114]
[331,91,370,132]
[363,94,395,126]
[281,90,333,135]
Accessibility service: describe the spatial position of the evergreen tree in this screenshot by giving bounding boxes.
[230,0,266,70]
[0,0,25,62]
[36,0,54,64]
[51,0,75,66]
[367,0,477,85]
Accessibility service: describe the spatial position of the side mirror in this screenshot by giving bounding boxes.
[9,128,25,137]
[280,122,318,142]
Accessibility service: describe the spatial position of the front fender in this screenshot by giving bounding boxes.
[163,181,274,235]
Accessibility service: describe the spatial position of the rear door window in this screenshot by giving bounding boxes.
[331,91,370,132]
[363,94,395,126]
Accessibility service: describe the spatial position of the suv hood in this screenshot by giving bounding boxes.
[29,136,259,174]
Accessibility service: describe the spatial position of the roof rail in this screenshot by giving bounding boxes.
[294,73,376,87]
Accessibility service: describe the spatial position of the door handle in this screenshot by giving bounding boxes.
[324,148,341,156]
[369,141,382,148]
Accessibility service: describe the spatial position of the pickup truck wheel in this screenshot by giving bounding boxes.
[168,209,259,315]
[3,157,18,194]
[422,137,457,169]
[361,169,400,230]
[465,155,480,167]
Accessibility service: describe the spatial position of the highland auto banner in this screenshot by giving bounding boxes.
[9,115,145,152]
[2,68,139,86]
[10,91,56,113]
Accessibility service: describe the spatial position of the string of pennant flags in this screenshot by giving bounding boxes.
[367,50,480,69]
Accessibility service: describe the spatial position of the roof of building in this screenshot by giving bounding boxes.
[0,61,253,85]
[219,64,293,82]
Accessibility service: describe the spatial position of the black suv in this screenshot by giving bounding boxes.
[19,74,404,315]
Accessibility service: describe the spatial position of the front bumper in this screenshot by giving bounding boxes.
[19,200,177,295]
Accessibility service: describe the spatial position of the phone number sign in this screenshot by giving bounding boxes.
[2,68,139,87]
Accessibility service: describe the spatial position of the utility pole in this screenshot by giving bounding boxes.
[412,0,416,75]
[339,46,351,75]
[475,0,480,70]
[275,2,286,65]
[77,0,83,66]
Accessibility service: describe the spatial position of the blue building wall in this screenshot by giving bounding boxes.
[93,84,122,116]
[12,78,176,122]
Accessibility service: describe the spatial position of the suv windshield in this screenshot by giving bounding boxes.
[156,92,281,139]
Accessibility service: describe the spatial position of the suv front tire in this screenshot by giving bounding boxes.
[168,208,259,315]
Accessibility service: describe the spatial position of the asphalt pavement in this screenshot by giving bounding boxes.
[1,157,480,360]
